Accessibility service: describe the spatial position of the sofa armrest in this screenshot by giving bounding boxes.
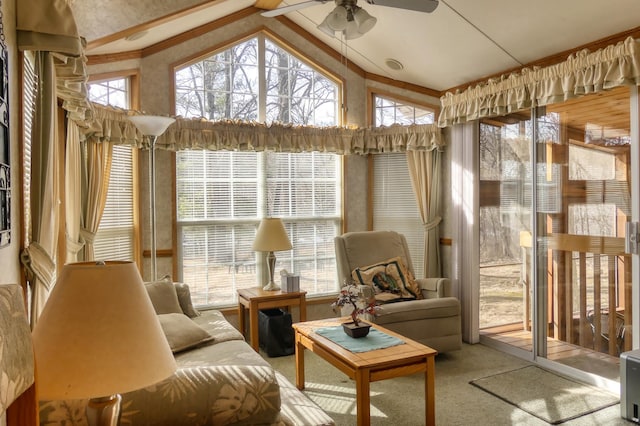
[417,277,451,299]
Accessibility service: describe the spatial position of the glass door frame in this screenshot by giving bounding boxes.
[452,85,640,386]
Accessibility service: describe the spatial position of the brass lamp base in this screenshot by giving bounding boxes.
[86,394,121,426]
[263,281,281,291]
[263,250,280,291]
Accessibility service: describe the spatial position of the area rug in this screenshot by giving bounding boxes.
[470,365,619,424]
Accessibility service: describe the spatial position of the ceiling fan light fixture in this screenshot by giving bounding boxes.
[317,16,336,37]
[326,5,348,31]
[344,20,364,40]
[353,7,376,34]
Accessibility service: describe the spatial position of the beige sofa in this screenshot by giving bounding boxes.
[39,279,334,426]
[335,230,462,353]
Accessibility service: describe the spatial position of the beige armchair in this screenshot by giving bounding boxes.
[334,230,462,353]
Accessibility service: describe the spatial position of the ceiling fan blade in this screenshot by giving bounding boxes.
[261,0,328,17]
[366,0,439,13]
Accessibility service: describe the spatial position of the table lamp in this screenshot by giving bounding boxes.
[252,218,292,291]
[32,261,177,426]
[128,114,175,281]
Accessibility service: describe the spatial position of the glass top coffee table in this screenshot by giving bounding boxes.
[293,318,437,426]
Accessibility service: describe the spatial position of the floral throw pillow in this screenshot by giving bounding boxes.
[351,256,422,302]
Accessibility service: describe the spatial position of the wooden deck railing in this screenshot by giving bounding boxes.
[520,231,632,355]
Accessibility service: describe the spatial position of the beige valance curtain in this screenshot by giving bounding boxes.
[438,36,640,127]
[17,0,93,125]
[86,104,443,154]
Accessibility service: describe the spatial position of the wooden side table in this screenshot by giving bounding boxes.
[237,287,307,352]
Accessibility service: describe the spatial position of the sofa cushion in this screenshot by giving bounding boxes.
[174,282,201,318]
[375,297,461,322]
[146,277,183,315]
[158,313,214,353]
[192,309,245,343]
[351,256,421,301]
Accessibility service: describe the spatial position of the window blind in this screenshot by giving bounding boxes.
[88,77,135,262]
[372,153,425,277]
[22,53,37,244]
[177,150,341,307]
[93,145,134,261]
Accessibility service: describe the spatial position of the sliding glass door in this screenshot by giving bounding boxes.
[479,86,634,382]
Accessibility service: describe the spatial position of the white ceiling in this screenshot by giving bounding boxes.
[73,0,640,92]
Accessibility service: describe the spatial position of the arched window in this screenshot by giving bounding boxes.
[174,33,342,307]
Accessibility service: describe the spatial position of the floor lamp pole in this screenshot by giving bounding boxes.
[128,114,175,282]
[149,135,158,282]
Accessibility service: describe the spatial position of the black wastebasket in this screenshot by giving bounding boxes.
[258,308,295,357]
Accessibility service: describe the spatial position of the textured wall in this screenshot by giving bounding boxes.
[70,0,206,41]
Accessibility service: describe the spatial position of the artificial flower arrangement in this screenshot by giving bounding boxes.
[331,280,380,327]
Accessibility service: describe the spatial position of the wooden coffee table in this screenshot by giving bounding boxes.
[293,318,437,426]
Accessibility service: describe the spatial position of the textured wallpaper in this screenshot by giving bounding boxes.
[70,0,205,41]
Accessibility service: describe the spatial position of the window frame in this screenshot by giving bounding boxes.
[171,30,343,309]
[367,90,438,277]
[87,70,142,268]
[368,88,438,127]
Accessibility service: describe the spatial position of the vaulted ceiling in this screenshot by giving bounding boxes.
[71,0,640,93]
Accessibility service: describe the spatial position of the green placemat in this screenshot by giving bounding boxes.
[315,326,405,353]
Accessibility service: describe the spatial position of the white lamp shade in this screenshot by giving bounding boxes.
[252,218,292,252]
[326,5,348,31]
[354,8,377,34]
[128,115,175,136]
[33,261,177,399]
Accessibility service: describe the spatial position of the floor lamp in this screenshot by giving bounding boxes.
[128,115,175,281]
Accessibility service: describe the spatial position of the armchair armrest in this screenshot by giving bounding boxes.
[417,277,451,299]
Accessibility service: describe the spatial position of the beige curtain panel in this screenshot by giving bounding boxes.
[21,52,60,327]
[65,121,83,263]
[81,140,114,261]
[86,103,444,154]
[438,36,640,127]
[407,149,442,278]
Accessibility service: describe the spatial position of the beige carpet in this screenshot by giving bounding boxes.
[265,343,628,425]
[470,365,619,424]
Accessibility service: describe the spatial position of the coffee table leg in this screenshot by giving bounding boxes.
[295,332,305,390]
[426,355,435,426]
[355,368,370,426]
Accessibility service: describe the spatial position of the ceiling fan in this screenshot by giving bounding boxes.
[261,0,440,18]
